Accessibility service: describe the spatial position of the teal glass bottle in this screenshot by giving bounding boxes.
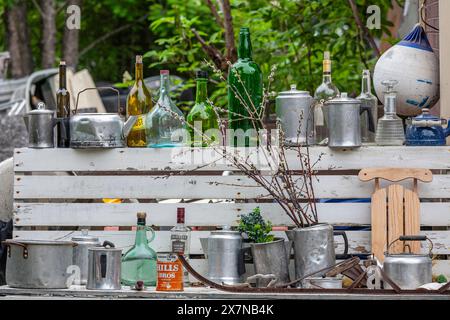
[186,71,218,147]
[145,70,186,148]
[228,27,263,147]
[121,212,157,286]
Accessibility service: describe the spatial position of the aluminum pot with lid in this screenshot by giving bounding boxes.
[275,85,314,145]
[324,93,366,148]
[86,241,122,290]
[70,87,137,148]
[72,229,102,285]
[383,235,433,290]
[3,239,76,289]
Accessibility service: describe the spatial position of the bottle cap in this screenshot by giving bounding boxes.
[160,70,170,75]
[60,60,66,66]
[136,55,143,64]
[324,51,330,60]
[177,208,185,223]
[196,70,208,79]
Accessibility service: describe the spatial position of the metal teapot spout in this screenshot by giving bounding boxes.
[23,114,29,131]
[200,238,208,257]
[122,116,138,138]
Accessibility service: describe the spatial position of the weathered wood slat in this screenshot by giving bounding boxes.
[11,230,450,255]
[14,146,450,172]
[14,175,450,199]
[13,202,450,227]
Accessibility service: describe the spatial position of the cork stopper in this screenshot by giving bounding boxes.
[137,212,146,219]
[60,60,66,66]
[136,55,143,64]
[324,51,330,60]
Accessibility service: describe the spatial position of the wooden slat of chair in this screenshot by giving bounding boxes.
[404,188,421,253]
[371,187,387,262]
[388,184,405,254]
[359,168,432,183]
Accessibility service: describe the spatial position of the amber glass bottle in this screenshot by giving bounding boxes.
[126,55,153,147]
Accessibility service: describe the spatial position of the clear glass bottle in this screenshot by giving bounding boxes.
[186,70,218,147]
[145,70,185,148]
[357,69,378,143]
[313,51,340,144]
[228,27,263,147]
[375,80,405,146]
[170,208,191,285]
[126,55,153,147]
[121,212,157,286]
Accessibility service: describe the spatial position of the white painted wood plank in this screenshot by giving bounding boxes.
[14,146,450,172]
[13,202,450,227]
[14,175,450,199]
[11,230,450,255]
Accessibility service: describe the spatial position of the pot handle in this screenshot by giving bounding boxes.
[2,240,29,259]
[100,254,107,278]
[146,226,156,243]
[387,235,433,255]
[334,231,349,260]
[73,87,120,115]
[360,104,375,133]
[102,240,116,248]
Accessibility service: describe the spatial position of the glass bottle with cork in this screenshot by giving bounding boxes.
[121,212,157,286]
[126,55,153,147]
[313,51,340,144]
[170,208,191,286]
[186,70,218,147]
[145,70,185,147]
[228,27,263,147]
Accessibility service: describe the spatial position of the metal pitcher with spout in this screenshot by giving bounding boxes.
[70,87,137,148]
[200,230,248,285]
[23,102,58,148]
[324,93,373,148]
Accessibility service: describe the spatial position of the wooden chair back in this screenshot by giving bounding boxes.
[358,168,433,262]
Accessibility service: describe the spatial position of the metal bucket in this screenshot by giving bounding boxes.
[286,223,348,287]
[250,238,291,287]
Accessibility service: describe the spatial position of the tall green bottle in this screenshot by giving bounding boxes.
[228,27,263,147]
[187,71,218,147]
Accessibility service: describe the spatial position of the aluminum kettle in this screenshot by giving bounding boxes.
[200,230,249,285]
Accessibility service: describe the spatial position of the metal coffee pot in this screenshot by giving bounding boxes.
[324,93,374,148]
[23,102,58,148]
[275,85,314,145]
[383,235,433,290]
[72,229,102,285]
[70,87,137,148]
[200,229,248,285]
[86,241,122,290]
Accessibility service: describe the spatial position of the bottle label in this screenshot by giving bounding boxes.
[323,60,331,73]
[171,240,186,254]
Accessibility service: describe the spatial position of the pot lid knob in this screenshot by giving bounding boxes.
[290,84,297,91]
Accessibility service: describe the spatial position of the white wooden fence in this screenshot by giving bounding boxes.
[12,146,450,280]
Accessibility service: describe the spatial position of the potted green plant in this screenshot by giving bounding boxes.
[238,207,290,287]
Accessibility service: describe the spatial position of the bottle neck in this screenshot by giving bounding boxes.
[361,74,372,94]
[238,32,252,60]
[135,62,144,82]
[384,92,397,114]
[59,65,67,89]
[135,223,148,246]
[195,79,208,104]
[322,59,332,84]
[159,74,170,98]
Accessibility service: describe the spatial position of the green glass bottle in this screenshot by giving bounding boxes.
[186,71,218,147]
[228,27,263,147]
[121,212,157,286]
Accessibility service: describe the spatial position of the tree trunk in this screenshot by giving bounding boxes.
[63,0,82,70]
[40,0,56,69]
[4,0,34,78]
[221,0,237,63]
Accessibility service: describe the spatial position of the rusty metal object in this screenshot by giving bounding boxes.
[176,254,450,296]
